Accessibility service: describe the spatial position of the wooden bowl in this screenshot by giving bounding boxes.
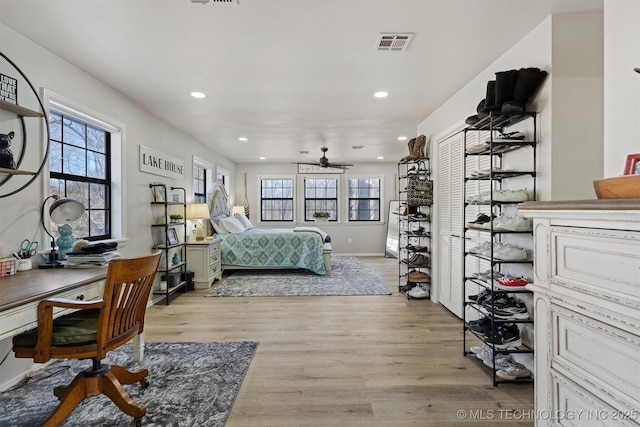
[593,175,640,199]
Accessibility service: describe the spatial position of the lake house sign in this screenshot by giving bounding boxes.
[139,145,185,179]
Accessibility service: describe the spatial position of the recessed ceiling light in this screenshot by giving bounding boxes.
[238,137,248,141]
[190,91,206,99]
[374,91,389,98]
[259,156,266,160]
[377,156,384,160]
[398,136,408,141]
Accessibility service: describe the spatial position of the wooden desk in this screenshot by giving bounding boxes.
[0,267,146,361]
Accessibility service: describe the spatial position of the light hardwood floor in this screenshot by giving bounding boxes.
[144,256,533,426]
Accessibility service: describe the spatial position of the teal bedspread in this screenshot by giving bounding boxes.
[216,229,326,275]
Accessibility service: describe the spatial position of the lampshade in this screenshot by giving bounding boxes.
[187,203,210,241]
[186,203,210,220]
[231,205,244,216]
[50,198,85,224]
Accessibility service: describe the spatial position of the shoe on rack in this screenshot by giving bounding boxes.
[469,241,491,256]
[466,141,490,154]
[468,316,493,334]
[484,353,512,370]
[468,288,491,303]
[399,282,416,293]
[407,285,430,299]
[406,244,429,253]
[494,215,532,232]
[491,298,529,320]
[406,254,430,268]
[484,323,522,349]
[408,270,430,283]
[486,131,526,143]
[493,188,529,203]
[469,344,489,355]
[496,362,532,380]
[494,275,529,291]
[494,244,528,261]
[466,213,492,228]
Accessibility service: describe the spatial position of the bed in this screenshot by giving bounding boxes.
[207,182,332,275]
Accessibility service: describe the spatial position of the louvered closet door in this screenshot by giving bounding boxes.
[437,130,464,318]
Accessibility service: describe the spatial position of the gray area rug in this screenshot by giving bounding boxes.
[0,341,257,427]
[207,256,391,297]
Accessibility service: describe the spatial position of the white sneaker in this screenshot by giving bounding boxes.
[494,215,532,232]
[484,353,511,369]
[493,188,529,203]
[494,244,528,261]
[407,286,429,299]
[470,344,489,355]
[496,362,532,380]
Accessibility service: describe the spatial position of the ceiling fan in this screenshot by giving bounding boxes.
[295,147,353,169]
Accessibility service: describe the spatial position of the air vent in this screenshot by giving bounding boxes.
[298,151,309,155]
[352,146,364,150]
[375,33,414,51]
[191,0,238,4]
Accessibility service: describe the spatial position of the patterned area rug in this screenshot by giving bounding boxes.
[0,341,257,427]
[207,256,391,297]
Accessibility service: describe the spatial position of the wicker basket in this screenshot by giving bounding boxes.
[593,175,640,199]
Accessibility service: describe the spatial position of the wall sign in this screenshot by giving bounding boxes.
[0,73,17,104]
[139,145,185,179]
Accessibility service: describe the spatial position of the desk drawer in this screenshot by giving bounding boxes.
[0,280,105,340]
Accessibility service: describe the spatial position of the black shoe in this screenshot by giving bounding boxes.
[484,323,521,349]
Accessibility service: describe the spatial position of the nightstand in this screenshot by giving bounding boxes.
[186,239,222,289]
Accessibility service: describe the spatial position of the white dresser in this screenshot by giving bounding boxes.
[520,199,640,427]
[186,239,222,289]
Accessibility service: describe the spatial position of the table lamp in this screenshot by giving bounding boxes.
[187,203,210,241]
[231,205,245,216]
[40,195,85,268]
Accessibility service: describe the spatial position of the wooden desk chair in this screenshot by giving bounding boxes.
[12,252,162,427]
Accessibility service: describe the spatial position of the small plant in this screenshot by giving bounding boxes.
[312,211,330,219]
[169,214,183,222]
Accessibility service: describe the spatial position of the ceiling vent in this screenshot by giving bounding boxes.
[191,0,238,4]
[352,146,364,150]
[375,33,414,51]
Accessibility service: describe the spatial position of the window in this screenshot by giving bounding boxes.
[347,177,381,221]
[260,177,294,221]
[49,112,111,240]
[194,163,207,203]
[304,178,337,221]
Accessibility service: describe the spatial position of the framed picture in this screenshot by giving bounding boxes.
[167,227,179,246]
[623,154,640,175]
[151,183,166,202]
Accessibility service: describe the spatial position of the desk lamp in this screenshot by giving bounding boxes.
[40,195,85,268]
[186,203,210,241]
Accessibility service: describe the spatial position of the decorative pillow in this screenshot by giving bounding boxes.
[211,214,229,234]
[220,216,245,234]
[234,212,254,230]
[212,221,228,234]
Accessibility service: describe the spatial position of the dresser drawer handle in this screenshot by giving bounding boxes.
[76,294,85,301]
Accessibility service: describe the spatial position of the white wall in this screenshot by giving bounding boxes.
[419,14,604,202]
[235,161,398,255]
[604,0,640,177]
[0,23,235,389]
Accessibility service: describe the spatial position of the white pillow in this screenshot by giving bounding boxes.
[210,214,229,234]
[234,212,254,230]
[220,216,245,234]
[212,220,228,234]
